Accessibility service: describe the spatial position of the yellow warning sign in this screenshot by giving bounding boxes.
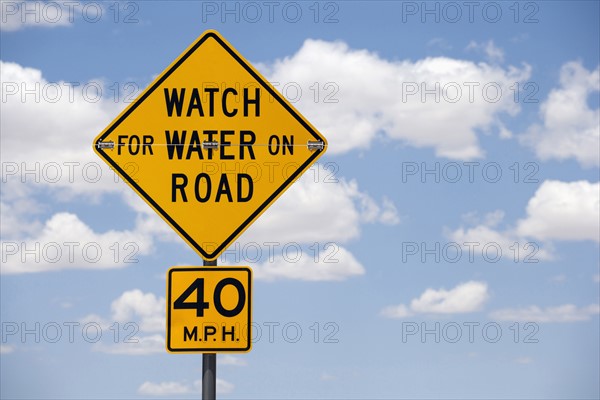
[166,266,252,353]
[93,30,327,260]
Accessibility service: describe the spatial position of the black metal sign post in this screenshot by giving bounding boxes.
[202,258,217,400]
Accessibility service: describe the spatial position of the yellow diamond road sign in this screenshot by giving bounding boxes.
[167,266,252,353]
[93,30,327,260]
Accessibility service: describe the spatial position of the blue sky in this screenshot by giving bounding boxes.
[1,1,599,398]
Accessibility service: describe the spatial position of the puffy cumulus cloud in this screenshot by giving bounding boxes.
[1,60,126,196]
[137,381,191,396]
[122,190,182,243]
[380,281,489,318]
[0,184,178,274]
[466,40,505,64]
[448,210,555,262]
[110,289,164,332]
[0,212,154,274]
[0,198,43,239]
[410,281,489,313]
[521,61,600,167]
[93,334,164,355]
[0,1,73,31]
[252,245,365,282]
[81,289,165,355]
[219,355,247,367]
[380,304,412,319]
[138,379,234,396]
[215,379,235,394]
[377,197,402,225]
[490,304,600,323]
[262,39,530,159]
[242,164,400,245]
[447,180,599,262]
[516,180,600,242]
[0,60,151,274]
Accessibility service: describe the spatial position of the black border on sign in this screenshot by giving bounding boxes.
[94,31,325,261]
[166,267,252,353]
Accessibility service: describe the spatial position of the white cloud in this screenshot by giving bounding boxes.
[125,191,181,243]
[0,62,164,273]
[0,344,15,354]
[466,40,505,63]
[410,281,489,314]
[78,313,108,329]
[490,304,600,323]
[138,378,234,396]
[0,198,43,239]
[82,289,165,355]
[0,62,171,274]
[110,289,164,332]
[0,60,125,196]
[252,245,364,282]
[427,38,452,51]
[381,281,489,318]
[380,304,412,319]
[449,210,555,262]
[447,180,599,262]
[594,274,600,283]
[0,212,154,274]
[93,334,164,355]
[138,381,190,396]
[0,1,73,31]
[378,197,402,225]
[242,164,399,246]
[521,61,600,167]
[219,355,247,367]
[215,379,235,394]
[82,289,164,334]
[263,39,530,159]
[516,180,600,242]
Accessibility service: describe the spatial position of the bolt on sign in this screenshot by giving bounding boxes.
[167,267,252,353]
[93,30,328,261]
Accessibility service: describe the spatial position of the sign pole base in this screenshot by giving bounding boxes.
[203,258,217,400]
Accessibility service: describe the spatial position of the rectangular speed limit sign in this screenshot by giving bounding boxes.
[166,267,252,353]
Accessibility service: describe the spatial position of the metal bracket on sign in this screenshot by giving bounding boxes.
[202,140,219,150]
[96,140,115,150]
[307,141,325,151]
